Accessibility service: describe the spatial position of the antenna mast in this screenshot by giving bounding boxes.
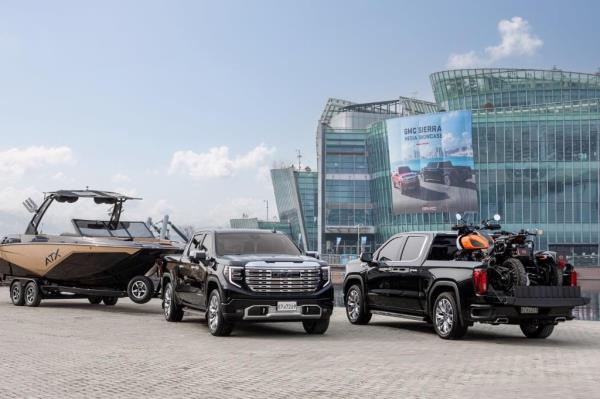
[296,149,302,171]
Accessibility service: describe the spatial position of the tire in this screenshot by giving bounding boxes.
[10,280,25,306]
[207,289,234,336]
[501,258,528,295]
[432,292,468,340]
[127,276,154,304]
[303,317,330,334]
[88,296,102,305]
[162,282,184,322]
[520,320,555,339]
[345,284,372,325]
[24,281,42,307]
[546,260,561,286]
[102,296,119,306]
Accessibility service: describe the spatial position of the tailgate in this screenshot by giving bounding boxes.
[496,286,590,307]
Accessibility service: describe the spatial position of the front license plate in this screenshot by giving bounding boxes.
[277,301,297,312]
[521,306,539,314]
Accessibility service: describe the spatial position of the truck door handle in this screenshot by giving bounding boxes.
[409,268,418,272]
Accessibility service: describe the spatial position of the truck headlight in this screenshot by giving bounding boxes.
[321,266,331,287]
[223,266,244,288]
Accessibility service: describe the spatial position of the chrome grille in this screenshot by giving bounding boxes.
[245,267,320,293]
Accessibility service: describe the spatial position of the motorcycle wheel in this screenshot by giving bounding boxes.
[499,258,528,295]
[546,260,561,286]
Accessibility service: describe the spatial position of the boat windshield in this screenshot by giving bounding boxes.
[73,219,154,238]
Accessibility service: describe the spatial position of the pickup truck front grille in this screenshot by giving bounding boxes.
[245,267,320,293]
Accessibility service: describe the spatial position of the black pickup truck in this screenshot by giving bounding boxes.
[420,161,472,186]
[160,229,333,336]
[343,231,589,339]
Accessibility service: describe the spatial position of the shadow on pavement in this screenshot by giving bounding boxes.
[370,320,590,348]
[31,301,161,315]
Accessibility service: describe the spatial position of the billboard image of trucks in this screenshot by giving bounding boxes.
[386,111,478,215]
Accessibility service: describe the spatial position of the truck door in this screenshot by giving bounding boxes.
[366,236,405,309]
[389,235,427,314]
[178,233,204,305]
[188,233,212,308]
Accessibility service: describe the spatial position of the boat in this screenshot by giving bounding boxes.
[0,189,183,307]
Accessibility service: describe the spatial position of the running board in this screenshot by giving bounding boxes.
[371,310,427,321]
[182,307,206,316]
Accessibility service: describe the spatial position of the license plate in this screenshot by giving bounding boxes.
[277,301,297,312]
[521,306,539,314]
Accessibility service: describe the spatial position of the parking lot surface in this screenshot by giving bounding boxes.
[1,286,599,399]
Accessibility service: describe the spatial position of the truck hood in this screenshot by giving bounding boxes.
[217,254,326,266]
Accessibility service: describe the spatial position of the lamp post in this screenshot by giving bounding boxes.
[263,200,269,222]
[356,224,361,256]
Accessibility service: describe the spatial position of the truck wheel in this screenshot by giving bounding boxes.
[163,282,183,322]
[102,296,118,306]
[10,280,25,306]
[303,317,330,334]
[127,276,154,304]
[345,284,372,325]
[88,296,102,305]
[24,281,42,307]
[207,290,234,336]
[433,292,468,339]
[520,320,555,339]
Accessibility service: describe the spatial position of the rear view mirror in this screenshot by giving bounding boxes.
[190,249,207,264]
[305,251,320,259]
[360,252,374,263]
[493,214,501,221]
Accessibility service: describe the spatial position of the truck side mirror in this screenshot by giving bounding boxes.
[190,249,207,264]
[305,251,320,259]
[360,252,374,263]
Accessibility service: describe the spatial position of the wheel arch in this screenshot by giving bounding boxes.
[427,280,464,325]
[205,277,222,307]
[343,274,365,299]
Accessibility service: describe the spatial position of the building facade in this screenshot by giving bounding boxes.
[270,166,318,251]
[229,217,293,239]
[368,69,600,265]
[316,97,438,256]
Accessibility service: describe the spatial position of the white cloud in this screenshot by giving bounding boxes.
[168,144,276,179]
[51,172,66,180]
[447,17,543,68]
[0,146,74,179]
[111,173,130,183]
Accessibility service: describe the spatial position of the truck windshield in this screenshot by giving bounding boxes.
[215,233,301,256]
[396,167,411,174]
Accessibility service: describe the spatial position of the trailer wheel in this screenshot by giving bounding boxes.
[10,280,25,306]
[127,276,154,304]
[102,296,119,306]
[88,296,102,305]
[24,281,42,307]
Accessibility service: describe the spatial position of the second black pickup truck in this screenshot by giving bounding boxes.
[160,229,333,336]
[420,161,472,186]
[343,231,589,339]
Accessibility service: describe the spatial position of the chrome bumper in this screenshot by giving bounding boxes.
[242,304,323,320]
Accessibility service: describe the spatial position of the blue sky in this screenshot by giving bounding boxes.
[1,0,599,233]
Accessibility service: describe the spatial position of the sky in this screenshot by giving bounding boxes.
[1,0,599,234]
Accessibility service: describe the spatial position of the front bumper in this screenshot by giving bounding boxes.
[221,286,334,322]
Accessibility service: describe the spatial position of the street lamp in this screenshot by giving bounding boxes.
[356,224,361,255]
[263,200,269,222]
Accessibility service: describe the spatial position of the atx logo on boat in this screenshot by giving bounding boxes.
[45,249,61,266]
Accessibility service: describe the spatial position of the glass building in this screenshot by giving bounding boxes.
[368,68,600,265]
[316,97,438,256]
[270,166,318,251]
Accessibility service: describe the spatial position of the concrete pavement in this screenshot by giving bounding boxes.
[1,286,599,399]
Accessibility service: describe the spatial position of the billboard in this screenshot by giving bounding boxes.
[387,111,478,215]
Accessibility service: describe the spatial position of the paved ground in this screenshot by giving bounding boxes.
[1,286,599,399]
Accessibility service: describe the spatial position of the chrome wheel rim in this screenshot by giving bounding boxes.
[435,298,454,335]
[131,281,147,299]
[25,285,35,304]
[347,289,361,322]
[11,285,21,302]
[164,286,172,317]
[208,294,219,332]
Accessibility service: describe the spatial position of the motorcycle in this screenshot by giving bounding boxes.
[452,214,562,296]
